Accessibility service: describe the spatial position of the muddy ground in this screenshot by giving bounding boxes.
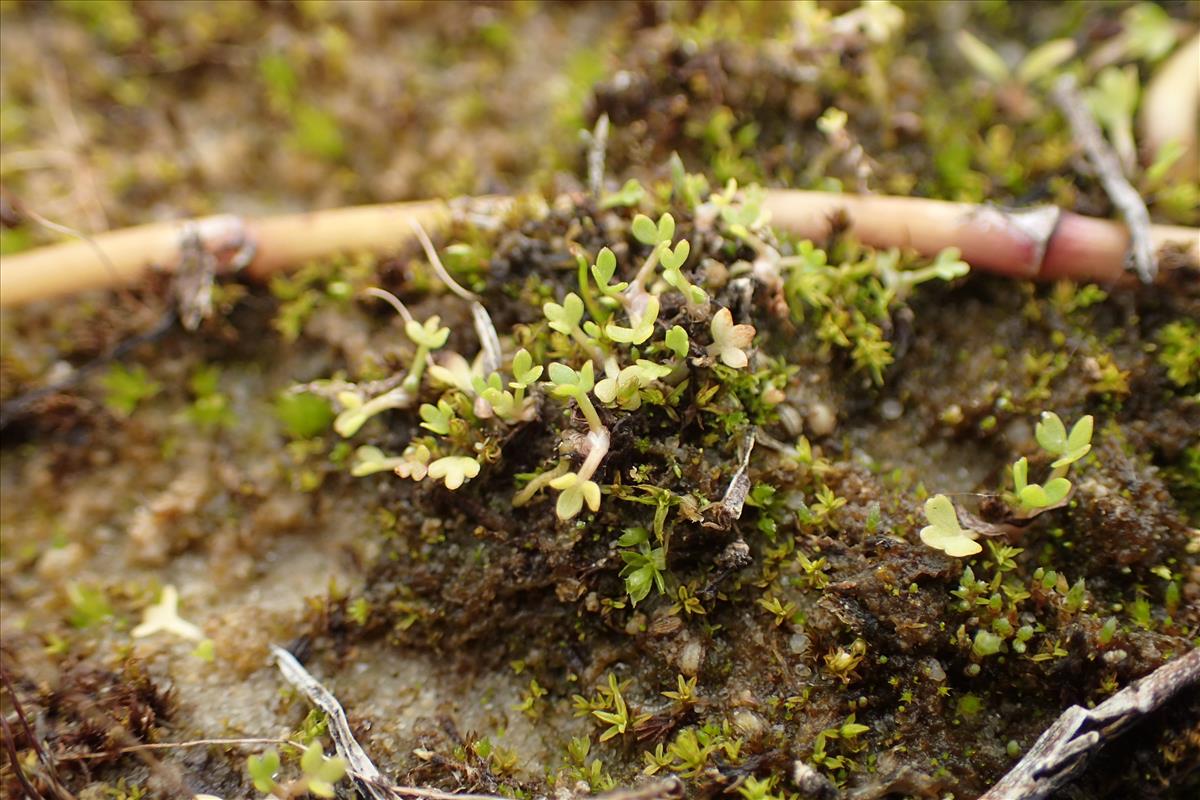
[1,3,1198,800]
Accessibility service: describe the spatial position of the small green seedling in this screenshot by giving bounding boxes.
[334,389,409,438]
[618,531,667,605]
[351,445,404,477]
[402,316,451,393]
[600,178,646,209]
[919,495,981,557]
[548,361,601,429]
[660,241,706,307]
[419,399,456,435]
[1035,412,1093,468]
[1011,457,1071,509]
[550,471,601,519]
[298,742,347,798]
[607,295,659,345]
[707,307,756,368]
[545,292,585,335]
[595,360,673,411]
[99,364,162,417]
[665,325,689,359]
[247,749,281,794]
[632,212,675,246]
[590,247,628,299]
[427,456,481,490]
[592,673,632,742]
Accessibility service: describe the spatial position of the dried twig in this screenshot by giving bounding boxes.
[1052,74,1157,283]
[980,647,1200,800]
[271,644,394,800]
[271,644,685,800]
[586,113,610,197]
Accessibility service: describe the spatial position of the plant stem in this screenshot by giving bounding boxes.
[402,346,429,394]
[576,392,604,436]
[3,193,1195,307]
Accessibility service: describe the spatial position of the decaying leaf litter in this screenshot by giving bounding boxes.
[1,3,1198,800]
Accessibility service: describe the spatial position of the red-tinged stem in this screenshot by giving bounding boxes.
[1,192,1195,309]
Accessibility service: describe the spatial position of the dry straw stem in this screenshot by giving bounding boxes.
[1,191,1197,308]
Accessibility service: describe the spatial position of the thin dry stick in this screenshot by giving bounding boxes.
[52,737,306,762]
[272,645,684,800]
[1052,73,1157,283]
[980,647,1200,800]
[1,192,1196,308]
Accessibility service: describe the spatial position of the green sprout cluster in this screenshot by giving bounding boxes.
[921,411,1094,557]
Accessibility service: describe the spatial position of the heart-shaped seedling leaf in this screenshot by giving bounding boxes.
[1036,411,1094,467]
[427,456,481,490]
[607,296,660,345]
[1035,411,1068,453]
[632,214,659,245]
[551,471,601,519]
[544,292,584,334]
[548,360,595,398]
[419,399,454,435]
[665,325,689,358]
[351,446,401,477]
[510,348,543,387]
[919,494,981,557]
[405,316,451,349]
[1019,477,1072,509]
[591,247,622,288]
[659,239,690,271]
[1053,415,1093,468]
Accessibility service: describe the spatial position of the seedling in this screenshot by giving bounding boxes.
[545,292,606,361]
[334,388,410,438]
[402,316,451,393]
[394,443,432,480]
[595,360,673,411]
[592,673,632,742]
[707,307,756,368]
[1011,456,1071,510]
[427,456,481,490]
[956,30,1076,88]
[351,445,405,477]
[131,585,203,641]
[548,361,611,519]
[1085,66,1140,174]
[419,399,456,435]
[590,247,628,300]
[606,294,660,345]
[665,325,690,358]
[919,495,981,557]
[1035,412,1094,468]
[616,527,667,604]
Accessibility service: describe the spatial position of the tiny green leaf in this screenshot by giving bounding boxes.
[919,495,981,557]
[665,326,689,358]
[427,456,481,490]
[544,293,585,334]
[405,316,451,349]
[659,239,690,271]
[632,214,659,245]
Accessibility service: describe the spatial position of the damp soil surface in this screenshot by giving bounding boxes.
[2,3,1198,800]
